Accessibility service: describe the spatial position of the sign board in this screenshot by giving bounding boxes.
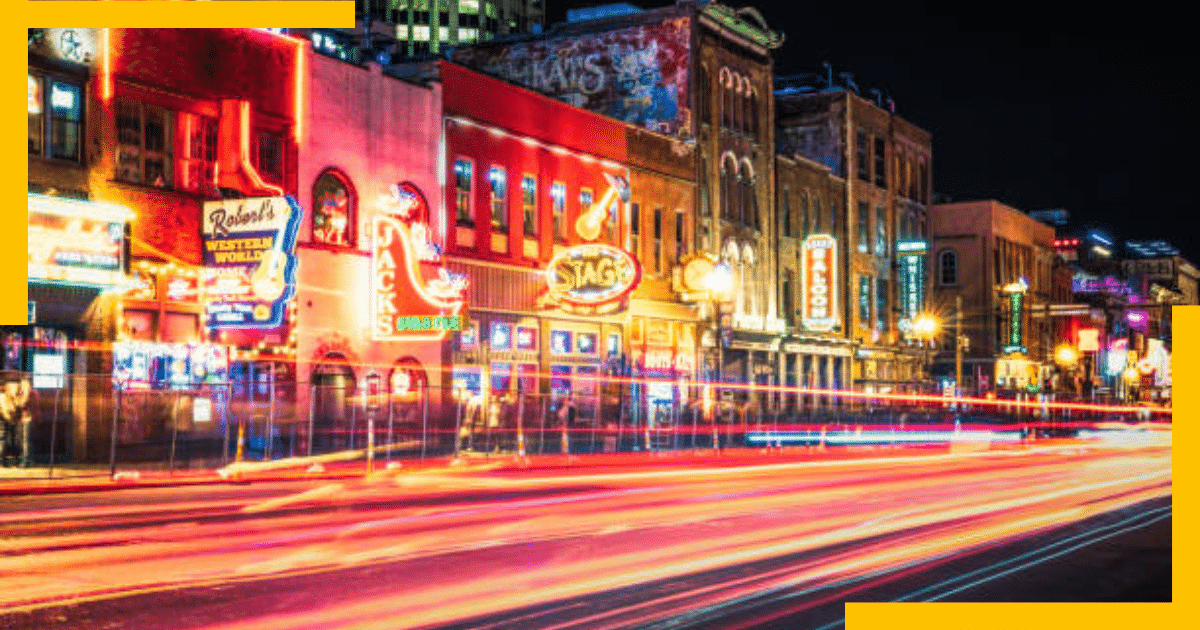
[897,241,926,327]
[801,235,838,331]
[201,196,302,330]
[546,243,642,308]
[452,16,692,137]
[193,398,213,424]
[1008,289,1025,350]
[28,198,129,290]
[1078,328,1100,353]
[31,352,65,389]
[371,189,468,341]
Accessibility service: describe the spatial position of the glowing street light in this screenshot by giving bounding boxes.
[912,313,941,339]
[1054,344,1079,367]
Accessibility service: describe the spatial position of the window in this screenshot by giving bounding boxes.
[800,192,810,237]
[874,137,886,188]
[812,197,822,234]
[552,182,566,242]
[875,205,887,255]
[780,187,791,237]
[829,200,837,235]
[856,131,869,181]
[178,113,217,192]
[857,201,870,253]
[253,129,284,184]
[580,188,593,217]
[630,202,640,255]
[918,160,928,203]
[675,209,686,260]
[859,276,872,327]
[521,175,537,237]
[455,159,474,227]
[116,100,173,187]
[939,249,958,286]
[312,169,355,246]
[489,166,507,232]
[876,278,888,331]
[698,65,710,122]
[782,270,794,324]
[653,207,663,273]
[29,75,83,162]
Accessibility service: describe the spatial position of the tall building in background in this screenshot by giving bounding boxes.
[356,0,546,59]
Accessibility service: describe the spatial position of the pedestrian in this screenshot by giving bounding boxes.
[0,375,31,467]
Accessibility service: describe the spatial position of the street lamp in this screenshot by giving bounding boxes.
[912,313,941,393]
[706,262,732,449]
[1054,344,1078,368]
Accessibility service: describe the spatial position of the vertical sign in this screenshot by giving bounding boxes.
[1004,290,1026,354]
[201,196,302,329]
[801,235,838,331]
[896,240,927,328]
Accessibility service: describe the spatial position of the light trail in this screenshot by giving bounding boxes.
[0,440,1170,630]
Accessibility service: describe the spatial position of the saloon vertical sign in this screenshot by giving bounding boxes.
[202,196,302,329]
[801,235,838,331]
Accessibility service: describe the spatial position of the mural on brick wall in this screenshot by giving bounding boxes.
[453,17,691,137]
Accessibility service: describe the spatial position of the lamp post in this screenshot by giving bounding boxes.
[912,313,941,393]
[706,262,732,450]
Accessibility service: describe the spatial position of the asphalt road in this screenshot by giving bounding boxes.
[0,436,1172,630]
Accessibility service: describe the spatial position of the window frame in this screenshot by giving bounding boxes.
[115,99,174,188]
[489,166,508,233]
[30,73,84,163]
[521,174,537,238]
[311,168,358,248]
[938,248,959,286]
[454,158,474,228]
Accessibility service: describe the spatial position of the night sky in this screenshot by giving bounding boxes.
[545,0,1193,259]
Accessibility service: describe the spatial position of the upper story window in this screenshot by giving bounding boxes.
[800,192,810,237]
[29,73,82,162]
[551,182,566,242]
[630,202,641,255]
[116,100,173,188]
[178,112,217,192]
[521,175,537,237]
[855,131,869,181]
[812,197,822,234]
[312,169,355,247]
[857,201,869,254]
[489,166,507,232]
[675,208,686,260]
[780,187,791,238]
[253,129,284,184]
[454,159,473,227]
[653,207,663,273]
[874,136,886,188]
[875,205,887,255]
[938,249,958,286]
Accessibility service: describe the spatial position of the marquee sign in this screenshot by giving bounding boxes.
[896,240,927,330]
[801,235,838,332]
[545,243,641,309]
[371,184,468,341]
[202,196,302,330]
[28,194,133,291]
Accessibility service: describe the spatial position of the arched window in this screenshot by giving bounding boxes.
[812,196,822,234]
[698,65,711,123]
[312,169,356,246]
[938,249,958,286]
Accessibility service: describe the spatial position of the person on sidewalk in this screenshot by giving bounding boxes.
[0,375,31,467]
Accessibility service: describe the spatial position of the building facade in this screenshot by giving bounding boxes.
[776,82,934,395]
[928,200,1055,396]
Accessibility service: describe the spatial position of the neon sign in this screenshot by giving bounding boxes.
[546,243,641,307]
[801,235,838,332]
[28,194,131,291]
[202,196,302,329]
[371,195,468,341]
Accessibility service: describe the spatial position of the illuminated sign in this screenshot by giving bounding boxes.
[112,341,229,390]
[202,196,302,329]
[1008,288,1025,353]
[1078,328,1100,352]
[897,241,926,328]
[546,243,641,307]
[371,202,468,340]
[32,353,65,390]
[801,235,838,332]
[27,195,133,291]
[1107,339,1129,377]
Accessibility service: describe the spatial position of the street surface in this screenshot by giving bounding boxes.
[0,434,1172,630]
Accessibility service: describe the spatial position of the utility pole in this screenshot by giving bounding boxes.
[955,295,964,396]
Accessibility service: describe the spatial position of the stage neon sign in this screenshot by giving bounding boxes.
[546,243,641,307]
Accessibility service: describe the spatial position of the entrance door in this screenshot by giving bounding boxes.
[312,356,355,453]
